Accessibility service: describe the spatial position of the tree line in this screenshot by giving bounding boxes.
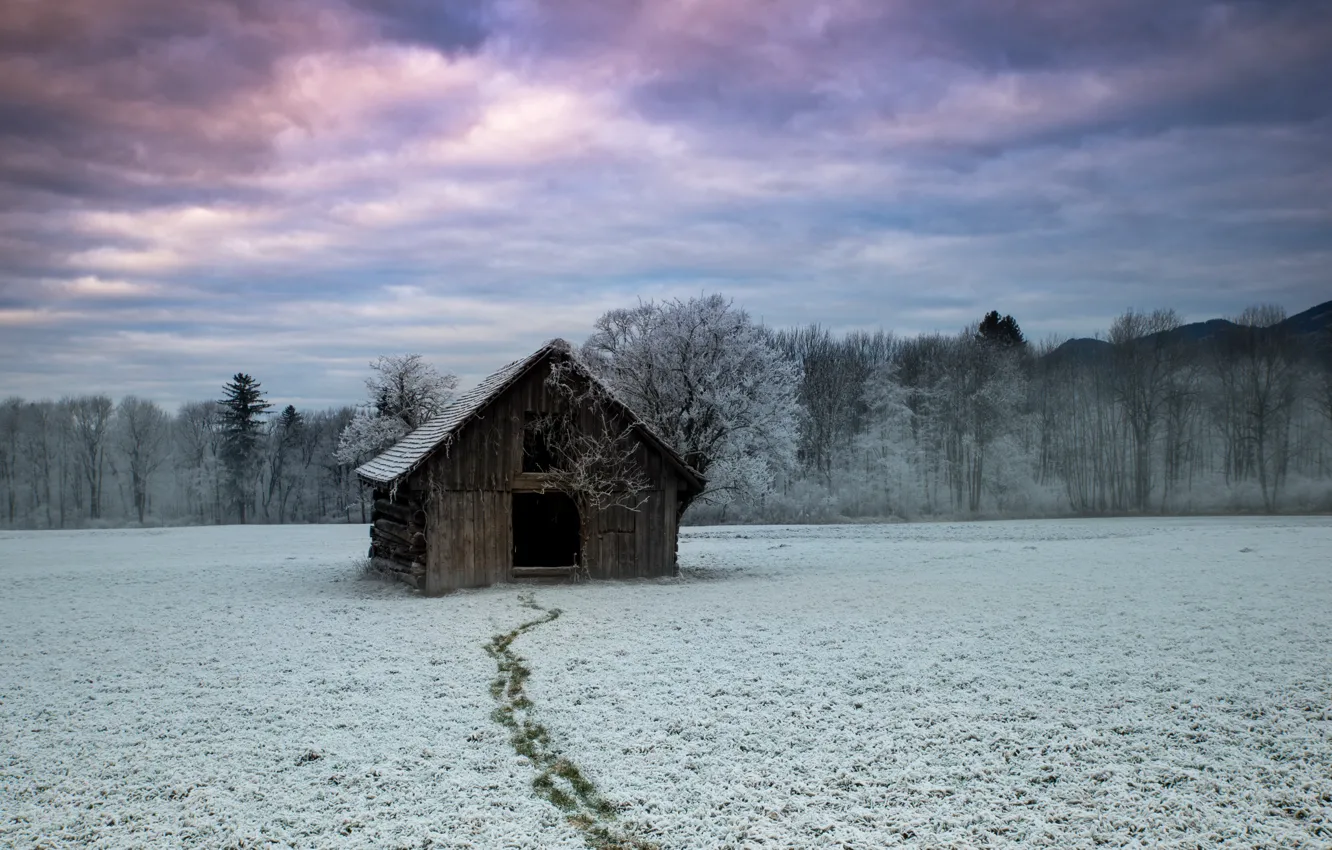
[0,383,365,529]
[1,296,1329,529]
[578,295,1332,522]
[746,304,1332,522]
[0,354,464,530]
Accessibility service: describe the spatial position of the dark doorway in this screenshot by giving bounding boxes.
[512,492,581,567]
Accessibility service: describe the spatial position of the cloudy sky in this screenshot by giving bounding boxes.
[2,0,1329,408]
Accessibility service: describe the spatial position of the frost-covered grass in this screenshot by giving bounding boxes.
[0,526,585,849]
[3,518,1331,848]
[527,518,1332,848]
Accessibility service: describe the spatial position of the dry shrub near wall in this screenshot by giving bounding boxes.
[354,557,391,581]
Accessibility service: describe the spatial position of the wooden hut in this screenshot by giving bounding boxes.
[356,339,704,595]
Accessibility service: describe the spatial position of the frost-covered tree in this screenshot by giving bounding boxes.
[335,411,411,467]
[943,334,1029,512]
[335,354,457,466]
[366,354,456,429]
[771,327,895,490]
[855,363,916,515]
[1,297,1329,529]
[581,294,801,507]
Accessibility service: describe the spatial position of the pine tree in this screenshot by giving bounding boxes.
[277,404,302,431]
[977,310,1027,349]
[219,373,272,523]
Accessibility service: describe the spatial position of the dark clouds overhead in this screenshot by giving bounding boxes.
[0,0,1329,406]
[354,0,495,52]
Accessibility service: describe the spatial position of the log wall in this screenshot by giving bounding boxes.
[368,490,427,588]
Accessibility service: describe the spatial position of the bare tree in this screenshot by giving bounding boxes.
[116,396,169,524]
[929,333,1028,513]
[1159,351,1204,512]
[69,395,115,521]
[1321,325,1332,436]
[21,401,59,528]
[1108,308,1185,512]
[1220,305,1300,511]
[324,406,363,522]
[0,398,22,525]
[175,401,224,524]
[264,405,304,522]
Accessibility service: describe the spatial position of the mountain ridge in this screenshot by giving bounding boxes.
[1047,298,1332,361]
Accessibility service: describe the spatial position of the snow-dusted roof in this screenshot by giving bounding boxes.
[355,340,704,492]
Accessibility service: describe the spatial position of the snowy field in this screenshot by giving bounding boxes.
[2,519,1330,848]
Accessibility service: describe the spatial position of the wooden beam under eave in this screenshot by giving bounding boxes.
[510,473,561,492]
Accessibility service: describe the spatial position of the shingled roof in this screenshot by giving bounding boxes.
[355,339,705,493]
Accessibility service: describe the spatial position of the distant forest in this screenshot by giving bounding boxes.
[1,297,1330,529]
[744,300,1332,523]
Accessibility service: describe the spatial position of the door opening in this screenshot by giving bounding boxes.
[512,492,581,567]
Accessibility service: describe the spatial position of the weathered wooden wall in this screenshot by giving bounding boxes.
[368,489,427,588]
[407,358,689,595]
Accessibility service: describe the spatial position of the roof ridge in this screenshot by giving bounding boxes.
[354,343,553,486]
[354,340,704,492]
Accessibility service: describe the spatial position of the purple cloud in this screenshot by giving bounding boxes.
[0,0,1329,405]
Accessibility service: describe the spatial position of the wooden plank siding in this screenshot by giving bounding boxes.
[412,357,690,594]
